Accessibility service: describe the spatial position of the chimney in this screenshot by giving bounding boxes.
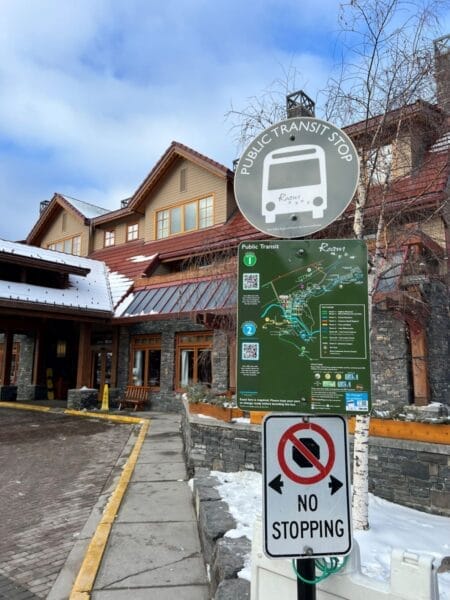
[40,200,50,214]
[434,34,450,116]
[286,90,315,118]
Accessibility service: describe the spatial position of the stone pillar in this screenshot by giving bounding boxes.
[213,329,228,392]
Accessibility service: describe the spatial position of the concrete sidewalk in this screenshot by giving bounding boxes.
[92,412,209,599]
[50,411,209,600]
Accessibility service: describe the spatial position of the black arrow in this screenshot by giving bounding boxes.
[328,475,343,495]
[269,474,284,495]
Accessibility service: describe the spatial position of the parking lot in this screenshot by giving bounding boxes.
[0,408,135,599]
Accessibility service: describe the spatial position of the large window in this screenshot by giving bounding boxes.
[129,335,161,388]
[48,235,81,256]
[176,332,212,389]
[156,195,214,239]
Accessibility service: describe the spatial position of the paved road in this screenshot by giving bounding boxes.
[0,408,135,599]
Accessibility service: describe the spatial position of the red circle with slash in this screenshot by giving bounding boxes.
[277,422,335,484]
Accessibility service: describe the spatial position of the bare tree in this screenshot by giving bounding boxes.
[226,0,448,530]
[328,0,445,531]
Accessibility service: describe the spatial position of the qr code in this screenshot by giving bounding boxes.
[242,342,259,361]
[243,273,260,290]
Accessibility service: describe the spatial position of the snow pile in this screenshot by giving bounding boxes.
[212,470,450,598]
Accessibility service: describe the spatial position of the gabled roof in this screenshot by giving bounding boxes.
[92,141,234,225]
[362,144,449,217]
[26,193,109,245]
[59,195,109,218]
[343,100,444,142]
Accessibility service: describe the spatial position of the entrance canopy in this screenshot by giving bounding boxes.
[115,276,236,321]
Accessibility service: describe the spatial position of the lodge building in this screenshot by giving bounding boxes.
[1,39,449,413]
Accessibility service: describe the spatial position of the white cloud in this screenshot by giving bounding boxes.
[3,0,445,241]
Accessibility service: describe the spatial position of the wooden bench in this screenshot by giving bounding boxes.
[118,385,150,411]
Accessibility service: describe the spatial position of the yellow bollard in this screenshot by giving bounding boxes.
[101,383,109,411]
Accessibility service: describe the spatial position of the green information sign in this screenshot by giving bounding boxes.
[237,239,371,414]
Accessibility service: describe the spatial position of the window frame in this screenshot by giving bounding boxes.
[104,229,115,247]
[155,194,214,239]
[127,223,139,242]
[129,335,162,389]
[175,332,213,390]
[47,235,81,256]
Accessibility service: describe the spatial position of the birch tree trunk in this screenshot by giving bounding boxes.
[351,177,371,530]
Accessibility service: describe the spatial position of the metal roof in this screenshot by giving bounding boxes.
[117,277,236,318]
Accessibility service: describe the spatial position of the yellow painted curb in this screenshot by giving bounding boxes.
[0,402,50,412]
[69,418,150,598]
[64,409,145,425]
[70,593,90,600]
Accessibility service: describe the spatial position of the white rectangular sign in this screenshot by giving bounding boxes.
[263,414,352,558]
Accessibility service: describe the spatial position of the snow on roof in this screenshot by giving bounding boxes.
[107,270,133,307]
[60,195,110,218]
[128,254,158,263]
[430,132,450,152]
[114,291,135,317]
[0,239,113,315]
[0,238,92,267]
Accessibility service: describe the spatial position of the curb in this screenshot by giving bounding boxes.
[69,418,149,598]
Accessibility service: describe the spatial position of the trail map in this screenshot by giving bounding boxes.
[237,240,371,414]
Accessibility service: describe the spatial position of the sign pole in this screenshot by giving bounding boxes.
[296,558,316,600]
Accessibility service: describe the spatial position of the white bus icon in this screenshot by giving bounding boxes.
[262,145,327,223]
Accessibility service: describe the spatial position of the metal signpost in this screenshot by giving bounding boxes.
[234,115,367,599]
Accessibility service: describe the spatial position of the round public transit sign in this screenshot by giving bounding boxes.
[234,117,360,238]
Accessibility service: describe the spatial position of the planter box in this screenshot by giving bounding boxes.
[250,411,270,424]
[189,402,243,422]
[348,417,449,444]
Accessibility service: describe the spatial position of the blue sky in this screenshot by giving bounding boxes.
[0,0,448,241]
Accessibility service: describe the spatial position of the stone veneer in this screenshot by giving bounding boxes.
[181,406,450,517]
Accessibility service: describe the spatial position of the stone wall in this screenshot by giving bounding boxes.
[183,410,262,474]
[371,310,411,409]
[424,281,450,404]
[182,407,450,517]
[367,436,449,514]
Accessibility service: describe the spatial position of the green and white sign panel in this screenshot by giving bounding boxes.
[237,239,371,414]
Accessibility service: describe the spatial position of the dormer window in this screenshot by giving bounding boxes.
[127,223,139,241]
[156,195,214,239]
[367,144,393,184]
[104,230,115,247]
